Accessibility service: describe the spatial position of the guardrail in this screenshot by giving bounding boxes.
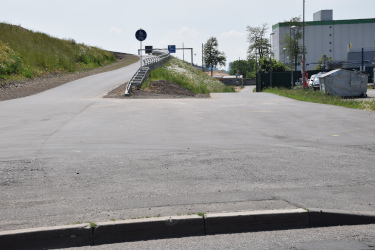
[125,50,170,96]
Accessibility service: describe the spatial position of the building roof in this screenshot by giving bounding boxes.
[272,18,375,29]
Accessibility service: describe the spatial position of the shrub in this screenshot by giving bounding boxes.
[0,40,22,76]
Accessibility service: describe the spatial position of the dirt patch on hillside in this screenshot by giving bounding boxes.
[0,53,138,102]
[104,80,210,99]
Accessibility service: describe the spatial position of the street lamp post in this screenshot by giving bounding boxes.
[290,25,296,88]
[270,32,275,88]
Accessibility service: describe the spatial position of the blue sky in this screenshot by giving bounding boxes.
[1,0,374,70]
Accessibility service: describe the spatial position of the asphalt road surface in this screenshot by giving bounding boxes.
[0,62,375,233]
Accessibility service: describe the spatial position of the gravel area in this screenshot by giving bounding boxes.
[104,80,210,99]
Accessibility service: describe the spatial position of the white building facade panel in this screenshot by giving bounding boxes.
[272,17,375,70]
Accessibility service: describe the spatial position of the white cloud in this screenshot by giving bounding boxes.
[220,30,245,39]
[84,0,109,3]
[108,27,123,35]
[158,26,200,47]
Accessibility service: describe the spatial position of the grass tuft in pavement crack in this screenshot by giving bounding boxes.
[87,221,97,228]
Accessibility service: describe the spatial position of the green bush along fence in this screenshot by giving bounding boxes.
[256,70,321,92]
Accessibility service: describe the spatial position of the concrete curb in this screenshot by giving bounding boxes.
[205,209,309,235]
[1,208,375,249]
[308,208,375,228]
[93,215,205,245]
[0,223,91,250]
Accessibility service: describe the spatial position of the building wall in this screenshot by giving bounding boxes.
[272,18,375,70]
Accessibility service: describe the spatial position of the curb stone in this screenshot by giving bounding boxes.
[0,223,91,250]
[308,208,375,227]
[93,215,205,245]
[205,209,309,235]
[1,208,375,249]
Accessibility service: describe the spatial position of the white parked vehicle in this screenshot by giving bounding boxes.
[310,72,324,90]
[308,74,317,88]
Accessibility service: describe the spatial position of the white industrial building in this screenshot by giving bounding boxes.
[271,10,375,71]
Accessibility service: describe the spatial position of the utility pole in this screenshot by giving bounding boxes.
[302,0,306,90]
[202,43,204,71]
[290,26,296,88]
[270,32,275,88]
[255,36,258,75]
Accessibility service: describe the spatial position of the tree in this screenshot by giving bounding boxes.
[258,57,286,73]
[229,59,256,77]
[282,17,306,71]
[203,37,226,77]
[246,23,271,60]
[313,54,333,71]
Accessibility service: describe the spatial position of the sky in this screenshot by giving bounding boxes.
[1,0,374,70]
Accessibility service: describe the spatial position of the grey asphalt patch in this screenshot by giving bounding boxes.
[1,209,375,249]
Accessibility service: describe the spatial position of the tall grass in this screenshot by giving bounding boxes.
[264,87,375,111]
[143,57,234,94]
[0,22,116,81]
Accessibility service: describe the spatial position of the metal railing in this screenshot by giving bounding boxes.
[125,50,170,96]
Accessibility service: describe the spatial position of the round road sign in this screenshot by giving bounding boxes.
[135,29,147,41]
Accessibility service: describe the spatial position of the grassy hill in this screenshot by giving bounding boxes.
[143,57,235,94]
[0,22,117,84]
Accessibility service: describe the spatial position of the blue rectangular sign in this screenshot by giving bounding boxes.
[168,45,176,53]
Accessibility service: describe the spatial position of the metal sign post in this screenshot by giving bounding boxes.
[135,29,147,69]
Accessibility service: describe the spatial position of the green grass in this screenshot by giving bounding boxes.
[0,22,116,83]
[70,221,97,228]
[142,57,235,94]
[263,87,375,111]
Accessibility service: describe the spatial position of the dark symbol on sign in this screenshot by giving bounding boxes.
[135,29,147,41]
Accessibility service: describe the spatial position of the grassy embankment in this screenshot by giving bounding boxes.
[142,57,235,94]
[0,22,117,85]
[263,87,375,111]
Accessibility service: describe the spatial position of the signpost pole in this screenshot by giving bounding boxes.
[135,29,147,69]
[191,48,193,66]
[140,40,142,69]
